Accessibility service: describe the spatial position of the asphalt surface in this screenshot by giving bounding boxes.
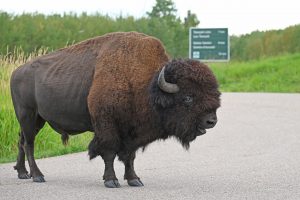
[1,93,300,200]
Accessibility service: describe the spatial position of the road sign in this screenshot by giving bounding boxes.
[189,28,230,62]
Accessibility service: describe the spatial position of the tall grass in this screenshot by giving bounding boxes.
[0,48,93,163]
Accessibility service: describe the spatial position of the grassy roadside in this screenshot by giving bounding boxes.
[1,52,299,163]
[210,53,300,92]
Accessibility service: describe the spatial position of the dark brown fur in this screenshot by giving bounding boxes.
[87,32,170,158]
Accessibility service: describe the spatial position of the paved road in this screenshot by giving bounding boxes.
[1,93,300,200]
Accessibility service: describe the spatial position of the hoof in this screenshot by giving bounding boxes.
[127,178,144,187]
[104,180,121,188]
[33,176,45,183]
[18,173,31,179]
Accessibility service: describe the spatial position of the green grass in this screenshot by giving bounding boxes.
[1,51,299,163]
[210,53,300,92]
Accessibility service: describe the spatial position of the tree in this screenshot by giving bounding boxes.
[184,10,199,28]
[147,0,177,21]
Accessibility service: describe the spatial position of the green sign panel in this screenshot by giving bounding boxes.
[189,28,230,62]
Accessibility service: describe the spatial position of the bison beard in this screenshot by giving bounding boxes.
[10,32,220,188]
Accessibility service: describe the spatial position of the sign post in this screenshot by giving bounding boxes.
[189,28,230,62]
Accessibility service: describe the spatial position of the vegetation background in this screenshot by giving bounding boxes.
[0,0,299,163]
[1,0,300,60]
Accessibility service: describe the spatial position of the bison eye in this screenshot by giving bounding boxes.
[183,95,193,104]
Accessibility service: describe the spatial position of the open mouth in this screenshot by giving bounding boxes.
[197,126,206,135]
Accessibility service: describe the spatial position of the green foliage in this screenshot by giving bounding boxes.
[0,3,194,59]
[147,0,177,19]
[1,0,300,61]
[230,25,300,60]
[184,10,200,28]
[210,53,300,92]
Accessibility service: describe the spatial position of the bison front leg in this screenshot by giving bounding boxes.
[88,132,121,188]
[101,151,120,188]
[119,151,144,187]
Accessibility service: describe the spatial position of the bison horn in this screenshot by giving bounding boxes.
[157,66,179,93]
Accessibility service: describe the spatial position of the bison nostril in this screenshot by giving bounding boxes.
[206,119,217,126]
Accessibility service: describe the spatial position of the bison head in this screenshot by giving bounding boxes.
[150,59,221,149]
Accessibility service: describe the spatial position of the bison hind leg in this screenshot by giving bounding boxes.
[14,109,46,182]
[14,131,30,179]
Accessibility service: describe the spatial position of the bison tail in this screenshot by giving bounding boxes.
[61,133,69,146]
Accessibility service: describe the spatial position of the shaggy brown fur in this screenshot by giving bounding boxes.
[87,32,170,156]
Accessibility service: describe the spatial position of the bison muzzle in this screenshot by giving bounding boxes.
[10,32,221,188]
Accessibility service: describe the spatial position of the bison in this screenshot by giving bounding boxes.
[10,32,220,188]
